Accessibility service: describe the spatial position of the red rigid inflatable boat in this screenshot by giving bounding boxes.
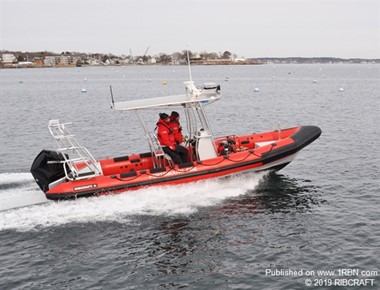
[31,81,321,200]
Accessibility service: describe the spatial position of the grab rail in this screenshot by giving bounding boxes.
[48,120,103,181]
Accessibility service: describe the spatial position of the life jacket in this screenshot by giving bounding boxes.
[169,116,183,144]
[156,118,176,149]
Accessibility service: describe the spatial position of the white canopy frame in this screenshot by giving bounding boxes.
[111,81,221,165]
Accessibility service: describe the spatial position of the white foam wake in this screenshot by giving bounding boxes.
[0,172,34,184]
[0,173,48,212]
[0,172,266,231]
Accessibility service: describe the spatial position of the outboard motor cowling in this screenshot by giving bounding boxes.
[30,150,68,192]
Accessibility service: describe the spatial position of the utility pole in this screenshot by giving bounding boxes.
[129,49,134,64]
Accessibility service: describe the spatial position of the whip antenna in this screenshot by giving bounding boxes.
[109,85,115,108]
[187,50,192,82]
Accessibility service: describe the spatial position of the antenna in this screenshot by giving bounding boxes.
[187,50,192,82]
[184,49,199,97]
[109,85,115,108]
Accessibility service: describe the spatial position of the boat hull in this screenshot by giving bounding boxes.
[31,125,321,200]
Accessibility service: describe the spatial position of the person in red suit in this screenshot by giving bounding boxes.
[170,111,197,158]
[156,113,188,164]
[169,111,185,144]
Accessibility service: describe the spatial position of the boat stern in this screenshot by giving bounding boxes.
[30,150,68,193]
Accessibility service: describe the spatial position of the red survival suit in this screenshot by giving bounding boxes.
[169,116,184,144]
[157,115,188,164]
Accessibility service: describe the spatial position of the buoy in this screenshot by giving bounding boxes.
[162,81,167,85]
[339,87,344,92]
[313,80,318,83]
[81,88,87,93]
[254,87,260,92]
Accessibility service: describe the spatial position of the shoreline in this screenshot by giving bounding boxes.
[1,62,379,69]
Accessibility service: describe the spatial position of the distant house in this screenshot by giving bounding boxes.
[88,59,101,65]
[59,56,69,65]
[44,56,57,66]
[148,57,156,64]
[2,53,17,63]
[191,52,201,60]
[33,57,44,66]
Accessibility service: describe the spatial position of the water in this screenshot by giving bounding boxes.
[0,64,379,289]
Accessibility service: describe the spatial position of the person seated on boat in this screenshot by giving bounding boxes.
[169,111,186,144]
[170,111,196,159]
[157,113,188,164]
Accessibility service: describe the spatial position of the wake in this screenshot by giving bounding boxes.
[0,171,267,231]
[0,173,48,212]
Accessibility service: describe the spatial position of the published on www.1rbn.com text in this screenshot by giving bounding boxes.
[265,268,378,287]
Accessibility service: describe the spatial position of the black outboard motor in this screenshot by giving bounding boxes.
[30,150,68,192]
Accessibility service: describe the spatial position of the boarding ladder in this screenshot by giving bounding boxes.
[48,120,103,181]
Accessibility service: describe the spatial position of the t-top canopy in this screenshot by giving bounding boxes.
[112,81,221,111]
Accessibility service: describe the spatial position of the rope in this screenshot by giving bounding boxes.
[115,147,263,180]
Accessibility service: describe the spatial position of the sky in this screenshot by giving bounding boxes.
[0,0,379,58]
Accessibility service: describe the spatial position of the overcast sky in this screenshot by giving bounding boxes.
[1,0,379,58]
